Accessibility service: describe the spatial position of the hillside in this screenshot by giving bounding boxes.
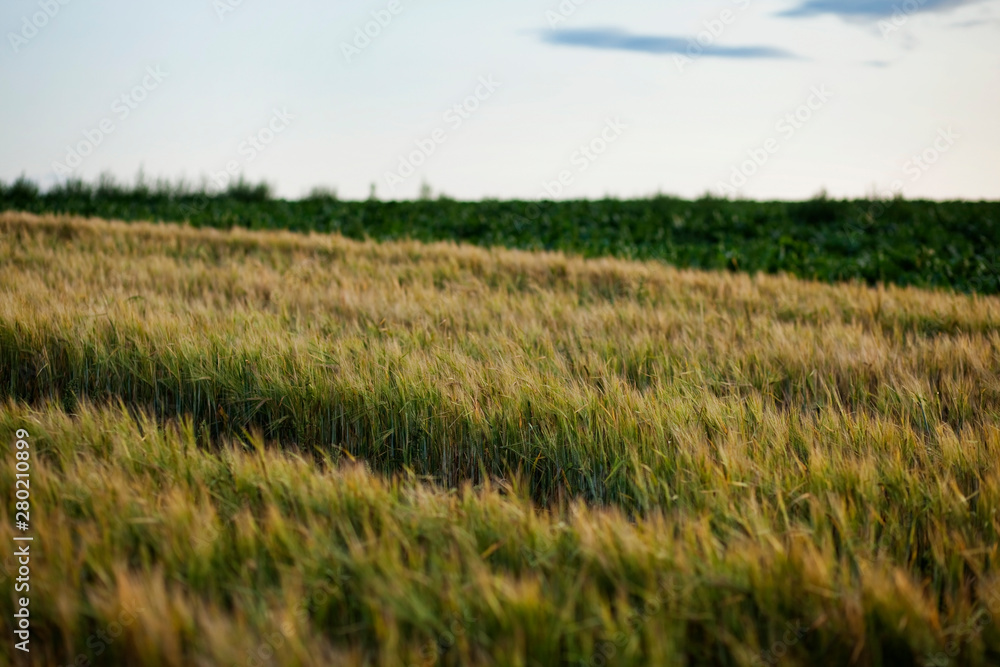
[2,211,1000,666]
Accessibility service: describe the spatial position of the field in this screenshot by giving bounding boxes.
[2,210,1000,666]
[2,177,998,295]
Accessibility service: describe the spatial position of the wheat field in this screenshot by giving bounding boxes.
[1,210,999,666]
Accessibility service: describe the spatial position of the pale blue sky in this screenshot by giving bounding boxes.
[1,0,998,200]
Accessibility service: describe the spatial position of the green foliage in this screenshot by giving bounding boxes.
[2,176,997,293]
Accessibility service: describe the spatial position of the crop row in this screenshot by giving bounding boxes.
[2,176,997,293]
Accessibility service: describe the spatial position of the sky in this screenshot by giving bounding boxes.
[1,0,998,201]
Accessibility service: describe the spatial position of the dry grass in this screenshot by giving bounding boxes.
[1,211,999,665]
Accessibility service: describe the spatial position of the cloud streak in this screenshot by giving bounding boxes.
[779,0,982,18]
[541,28,797,60]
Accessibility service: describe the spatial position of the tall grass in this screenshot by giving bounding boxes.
[2,175,998,294]
[0,398,950,667]
[1,211,1000,664]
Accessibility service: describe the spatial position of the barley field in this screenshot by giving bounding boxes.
[3,177,998,295]
[2,210,1000,666]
